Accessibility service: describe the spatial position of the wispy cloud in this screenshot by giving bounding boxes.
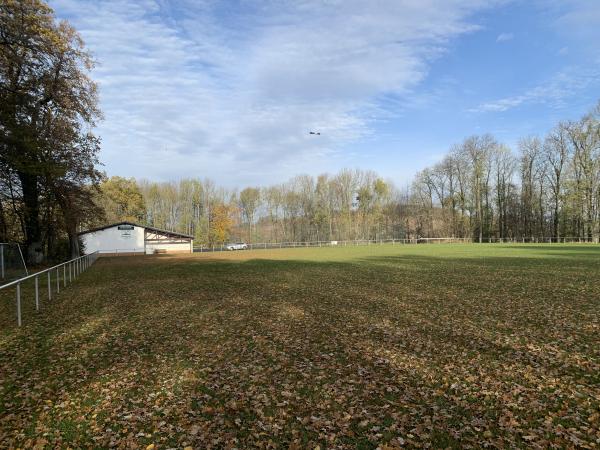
[49,0,497,184]
[470,68,600,113]
[496,32,514,42]
[553,0,600,40]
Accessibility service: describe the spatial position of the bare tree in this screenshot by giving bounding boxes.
[544,124,569,239]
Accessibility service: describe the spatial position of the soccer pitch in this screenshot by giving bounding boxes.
[1,244,599,448]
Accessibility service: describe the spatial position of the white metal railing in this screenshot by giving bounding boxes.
[0,251,100,326]
[194,236,599,252]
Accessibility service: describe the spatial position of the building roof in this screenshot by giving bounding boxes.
[78,221,194,239]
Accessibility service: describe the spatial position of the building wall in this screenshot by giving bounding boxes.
[82,226,145,254]
[82,225,193,255]
[145,241,192,254]
[96,252,144,257]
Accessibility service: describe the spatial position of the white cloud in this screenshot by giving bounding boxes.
[496,32,514,42]
[536,0,600,53]
[470,67,600,113]
[553,0,600,39]
[49,0,498,185]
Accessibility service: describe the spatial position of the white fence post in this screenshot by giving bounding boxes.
[16,283,21,327]
[35,276,39,311]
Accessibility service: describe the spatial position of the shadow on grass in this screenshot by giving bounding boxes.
[0,250,599,448]
[496,244,600,255]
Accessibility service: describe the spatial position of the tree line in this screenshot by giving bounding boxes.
[1,0,102,263]
[412,105,600,241]
[98,101,600,246]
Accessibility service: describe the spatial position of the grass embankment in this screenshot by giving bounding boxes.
[0,244,599,448]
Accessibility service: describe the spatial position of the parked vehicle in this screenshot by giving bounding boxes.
[226,242,249,250]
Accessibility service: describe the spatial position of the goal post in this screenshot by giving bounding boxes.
[0,243,28,283]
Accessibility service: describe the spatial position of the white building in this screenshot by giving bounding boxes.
[79,222,193,256]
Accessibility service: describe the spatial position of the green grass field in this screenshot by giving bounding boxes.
[1,244,599,448]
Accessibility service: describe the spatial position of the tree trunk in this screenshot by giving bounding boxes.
[67,223,80,258]
[18,171,44,264]
[553,202,559,239]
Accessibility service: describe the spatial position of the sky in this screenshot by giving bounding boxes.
[49,0,600,188]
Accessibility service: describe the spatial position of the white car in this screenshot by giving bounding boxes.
[226,242,248,250]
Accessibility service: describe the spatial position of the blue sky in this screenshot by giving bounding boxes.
[50,0,600,187]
